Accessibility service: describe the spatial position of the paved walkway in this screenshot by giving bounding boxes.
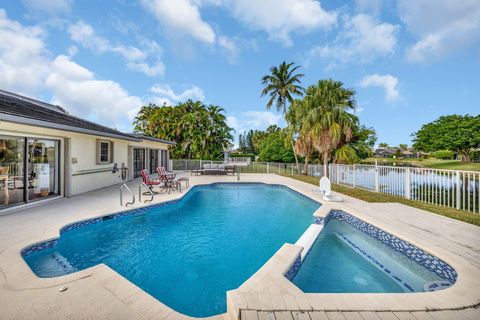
[242,308,480,320]
[0,173,479,320]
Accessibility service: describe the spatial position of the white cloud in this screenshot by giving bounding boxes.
[398,0,480,62]
[46,55,143,131]
[0,9,49,95]
[307,14,399,64]
[224,0,337,46]
[0,9,159,132]
[67,45,78,57]
[140,0,216,44]
[150,84,205,105]
[22,0,72,15]
[68,21,165,77]
[355,0,383,16]
[360,73,400,102]
[218,36,240,63]
[227,111,283,136]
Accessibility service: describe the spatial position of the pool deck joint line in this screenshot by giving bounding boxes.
[0,173,479,320]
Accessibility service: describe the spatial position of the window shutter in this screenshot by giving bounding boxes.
[96,139,101,164]
[110,141,114,163]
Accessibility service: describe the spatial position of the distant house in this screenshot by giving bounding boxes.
[374,148,424,158]
[0,89,175,212]
[374,148,397,158]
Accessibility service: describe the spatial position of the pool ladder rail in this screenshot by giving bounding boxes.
[120,183,135,206]
[120,182,155,206]
[138,182,154,203]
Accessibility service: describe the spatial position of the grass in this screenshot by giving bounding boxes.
[281,174,480,227]
[362,158,480,172]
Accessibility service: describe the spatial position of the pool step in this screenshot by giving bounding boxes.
[295,224,323,261]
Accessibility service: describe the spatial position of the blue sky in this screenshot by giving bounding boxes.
[0,0,479,147]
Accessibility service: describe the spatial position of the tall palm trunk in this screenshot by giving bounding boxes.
[323,151,329,177]
[303,156,309,175]
[291,137,300,174]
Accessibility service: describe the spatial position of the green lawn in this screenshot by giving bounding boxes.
[281,174,480,227]
[361,158,480,172]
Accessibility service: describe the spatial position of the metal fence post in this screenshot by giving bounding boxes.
[291,164,293,175]
[456,171,461,210]
[375,164,379,192]
[405,167,411,199]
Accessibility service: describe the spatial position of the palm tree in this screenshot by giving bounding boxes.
[261,61,304,172]
[300,79,357,176]
[294,131,314,174]
[261,61,305,113]
[378,142,389,149]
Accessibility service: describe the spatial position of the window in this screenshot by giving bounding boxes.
[96,140,113,164]
[100,142,109,162]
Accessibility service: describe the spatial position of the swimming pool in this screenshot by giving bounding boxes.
[23,183,320,317]
[291,211,456,293]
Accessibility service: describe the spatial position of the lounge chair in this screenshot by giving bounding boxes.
[202,163,227,175]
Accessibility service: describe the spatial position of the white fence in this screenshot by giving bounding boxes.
[170,159,480,214]
[171,159,303,175]
[329,164,480,213]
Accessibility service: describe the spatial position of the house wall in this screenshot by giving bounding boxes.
[0,121,170,197]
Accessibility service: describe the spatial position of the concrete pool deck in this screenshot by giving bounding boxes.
[0,173,479,320]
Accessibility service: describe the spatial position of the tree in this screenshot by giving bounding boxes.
[256,126,295,162]
[133,100,233,159]
[299,79,357,176]
[398,143,408,150]
[261,61,304,172]
[378,142,389,149]
[336,124,376,162]
[412,114,480,163]
[294,131,314,174]
[238,132,246,153]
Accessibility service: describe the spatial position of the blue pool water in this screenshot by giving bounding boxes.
[24,183,319,317]
[292,219,446,293]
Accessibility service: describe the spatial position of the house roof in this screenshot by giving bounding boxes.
[0,89,174,145]
[129,133,176,145]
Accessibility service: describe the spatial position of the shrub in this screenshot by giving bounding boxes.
[434,150,454,160]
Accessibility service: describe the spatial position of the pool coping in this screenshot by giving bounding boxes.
[0,176,479,320]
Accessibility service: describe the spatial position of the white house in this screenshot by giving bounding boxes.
[0,89,175,212]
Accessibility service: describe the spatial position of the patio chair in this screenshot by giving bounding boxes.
[140,169,160,193]
[156,167,180,194]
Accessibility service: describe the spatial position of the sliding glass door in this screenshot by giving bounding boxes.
[149,149,159,174]
[133,148,146,178]
[0,136,25,208]
[27,139,60,201]
[160,150,168,170]
[0,135,60,210]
